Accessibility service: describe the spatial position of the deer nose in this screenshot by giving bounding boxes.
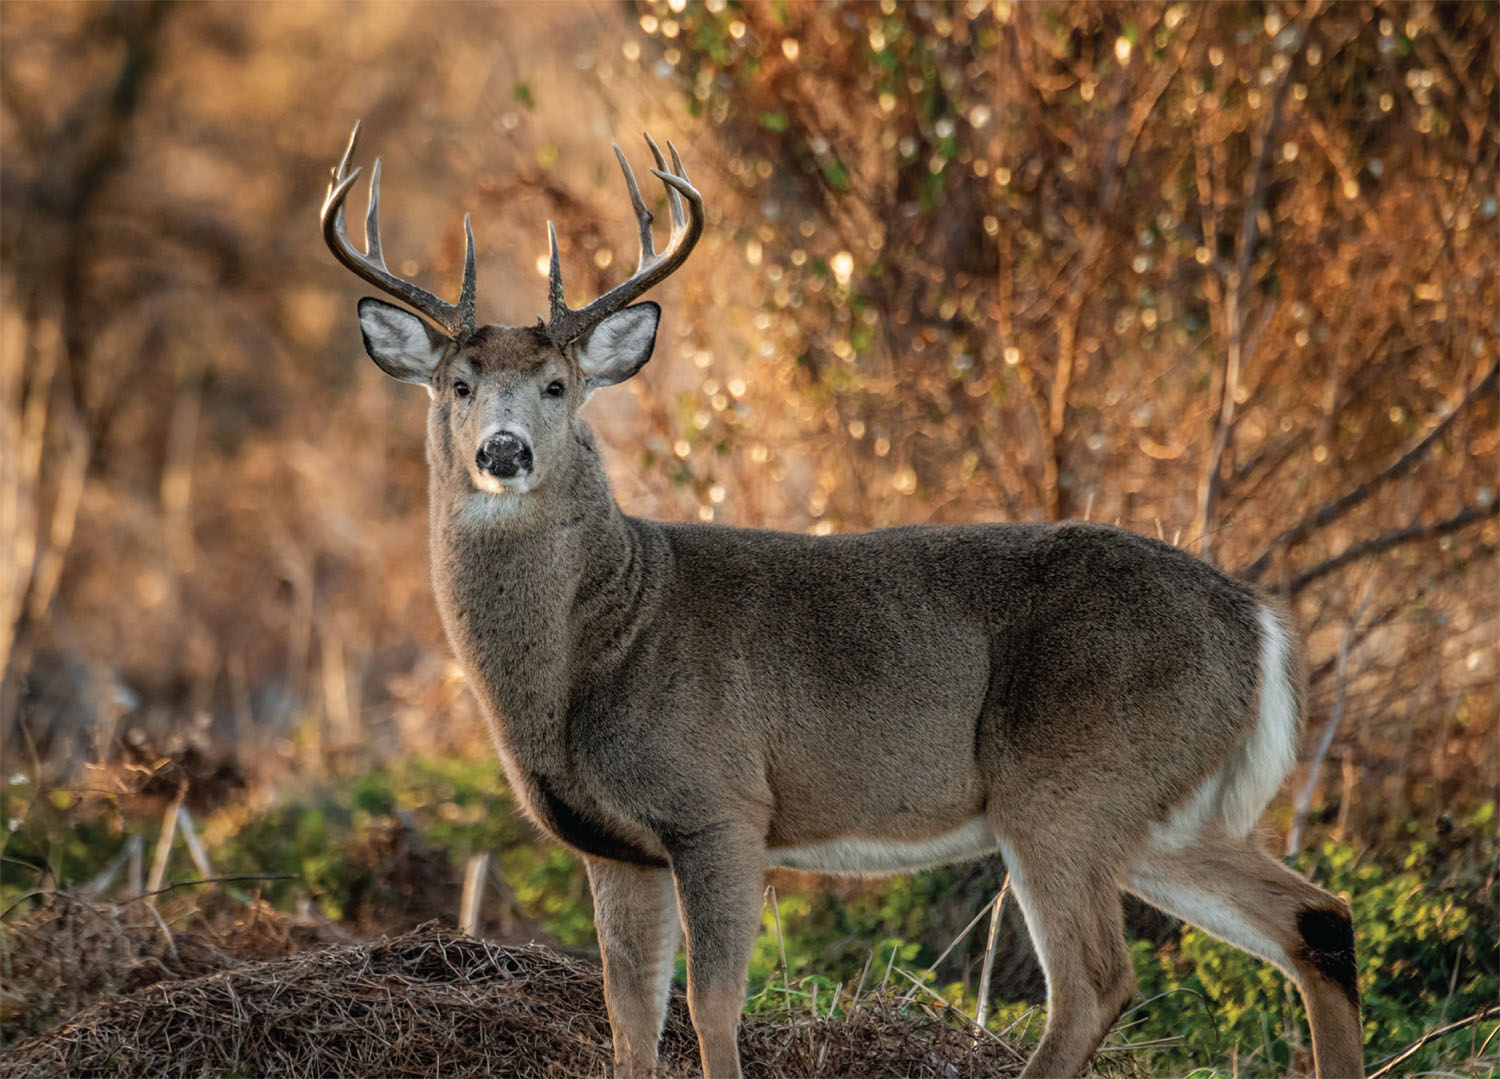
[476,431,533,479]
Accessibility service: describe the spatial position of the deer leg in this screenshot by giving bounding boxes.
[585,857,682,1079]
[1127,832,1364,1078]
[668,825,766,1079]
[999,840,1137,1079]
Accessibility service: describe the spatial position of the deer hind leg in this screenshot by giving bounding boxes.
[585,857,682,1079]
[1127,832,1364,1078]
[999,838,1137,1079]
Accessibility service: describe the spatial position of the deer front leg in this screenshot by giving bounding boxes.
[585,857,682,1078]
[669,825,767,1079]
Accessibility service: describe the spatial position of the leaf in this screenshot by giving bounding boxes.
[822,158,851,193]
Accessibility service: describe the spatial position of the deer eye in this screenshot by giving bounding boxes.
[544,380,565,398]
[453,380,471,400]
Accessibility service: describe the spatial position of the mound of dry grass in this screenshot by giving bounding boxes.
[0,917,1101,1078]
[0,891,348,1048]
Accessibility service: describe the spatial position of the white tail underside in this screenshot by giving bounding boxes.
[1155,604,1301,847]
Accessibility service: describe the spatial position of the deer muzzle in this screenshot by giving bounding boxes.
[476,430,534,480]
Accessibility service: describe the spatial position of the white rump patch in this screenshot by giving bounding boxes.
[1221,606,1302,835]
[1155,604,1301,846]
[768,817,1001,877]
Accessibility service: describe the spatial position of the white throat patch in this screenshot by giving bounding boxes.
[456,490,529,527]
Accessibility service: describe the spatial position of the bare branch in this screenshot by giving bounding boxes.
[1287,585,1371,856]
[1305,595,1409,686]
[1243,362,1499,581]
[120,875,298,904]
[1367,1005,1500,1079]
[1191,18,1305,563]
[1283,502,1498,596]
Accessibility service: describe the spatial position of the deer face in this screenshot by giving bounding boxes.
[321,124,699,508]
[356,299,660,498]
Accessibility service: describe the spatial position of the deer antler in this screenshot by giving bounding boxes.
[321,121,478,341]
[546,133,704,346]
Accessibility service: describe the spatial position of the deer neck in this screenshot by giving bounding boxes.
[427,436,645,777]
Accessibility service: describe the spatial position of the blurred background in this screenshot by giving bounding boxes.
[2,1,1495,1072]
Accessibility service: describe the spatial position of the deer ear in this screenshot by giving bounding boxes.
[575,302,659,391]
[357,297,449,384]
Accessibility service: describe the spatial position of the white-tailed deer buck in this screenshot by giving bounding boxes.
[321,124,1363,1078]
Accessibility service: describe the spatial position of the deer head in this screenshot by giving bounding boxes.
[320,123,703,506]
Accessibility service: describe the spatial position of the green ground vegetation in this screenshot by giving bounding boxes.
[3,760,1494,1074]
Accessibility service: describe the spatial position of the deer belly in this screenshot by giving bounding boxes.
[767,817,1000,876]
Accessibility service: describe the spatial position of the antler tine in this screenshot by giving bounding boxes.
[333,120,361,188]
[457,213,477,335]
[364,157,385,267]
[614,144,657,265]
[547,221,566,324]
[321,166,363,236]
[322,121,365,249]
[319,121,477,341]
[643,131,685,229]
[651,168,704,229]
[545,134,705,347]
[667,141,690,184]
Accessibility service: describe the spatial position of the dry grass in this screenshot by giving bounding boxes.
[0,902,1140,1078]
[0,891,348,1048]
